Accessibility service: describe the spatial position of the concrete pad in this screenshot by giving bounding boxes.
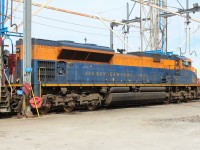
[1,101,200,150]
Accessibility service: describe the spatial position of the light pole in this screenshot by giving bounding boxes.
[23,0,32,114]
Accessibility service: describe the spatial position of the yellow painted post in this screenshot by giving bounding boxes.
[31,90,40,118]
[22,95,26,115]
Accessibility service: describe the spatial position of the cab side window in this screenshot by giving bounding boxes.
[182,61,189,67]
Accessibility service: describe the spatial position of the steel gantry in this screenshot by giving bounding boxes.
[126,0,200,53]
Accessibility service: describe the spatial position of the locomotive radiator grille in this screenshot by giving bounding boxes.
[38,61,55,82]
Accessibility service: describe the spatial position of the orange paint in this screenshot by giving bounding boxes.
[16,43,197,75]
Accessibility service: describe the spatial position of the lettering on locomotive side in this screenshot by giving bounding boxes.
[84,71,133,78]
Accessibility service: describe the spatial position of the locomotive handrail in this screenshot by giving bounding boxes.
[4,69,12,98]
[38,67,46,97]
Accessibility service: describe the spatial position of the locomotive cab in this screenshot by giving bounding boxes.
[178,57,197,75]
[182,60,191,67]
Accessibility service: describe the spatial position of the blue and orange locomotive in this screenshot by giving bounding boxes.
[0,38,198,112]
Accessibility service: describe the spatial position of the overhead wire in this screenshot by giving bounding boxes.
[5,0,140,46]
[176,0,184,10]
[12,16,132,37]
[97,15,133,52]
[96,5,125,14]
[11,0,53,31]
[32,21,139,37]
[12,0,186,26]
[3,5,140,38]
[131,0,200,23]
[188,27,197,56]
[5,0,198,55]
[33,14,140,33]
[181,26,188,55]
[35,15,109,30]
[32,0,53,14]
[4,0,23,23]
[131,1,182,10]
[32,21,110,37]
[6,7,140,33]
[175,25,200,53]
[12,0,142,29]
[6,7,109,30]
[10,0,200,30]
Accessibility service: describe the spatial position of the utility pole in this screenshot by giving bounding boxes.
[186,0,190,25]
[124,2,130,51]
[140,1,144,51]
[110,23,114,49]
[23,0,32,114]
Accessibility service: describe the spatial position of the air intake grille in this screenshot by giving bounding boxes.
[38,61,55,82]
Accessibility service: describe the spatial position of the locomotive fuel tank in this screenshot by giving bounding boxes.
[105,92,167,106]
[105,86,167,106]
[139,87,166,92]
[109,87,130,93]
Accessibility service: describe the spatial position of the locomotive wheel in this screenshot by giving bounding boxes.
[39,108,51,115]
[64,106,75,112]
[64,101,76,112]
[39,103,51,115]
[184,99,191,103]
[176,99,181,104]
[163,97,170,104]
[87,100,99,111]
[10,97,23,111]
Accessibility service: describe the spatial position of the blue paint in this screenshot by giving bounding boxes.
[17,90,23,95]
[25,68,32,73]
[16,58,197,97]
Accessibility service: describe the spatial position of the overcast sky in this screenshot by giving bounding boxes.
[5,0,200,77]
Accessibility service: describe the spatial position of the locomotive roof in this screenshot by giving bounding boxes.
[16,38,191,62]
[16,38,115,53]
[128,51,189,61]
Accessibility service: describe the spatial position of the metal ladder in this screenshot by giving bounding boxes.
[0,86,11,113]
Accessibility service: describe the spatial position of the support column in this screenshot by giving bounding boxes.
[23,0,32,113]
[110,23,114,49]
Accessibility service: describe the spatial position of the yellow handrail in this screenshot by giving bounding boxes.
[38,67,45,98]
